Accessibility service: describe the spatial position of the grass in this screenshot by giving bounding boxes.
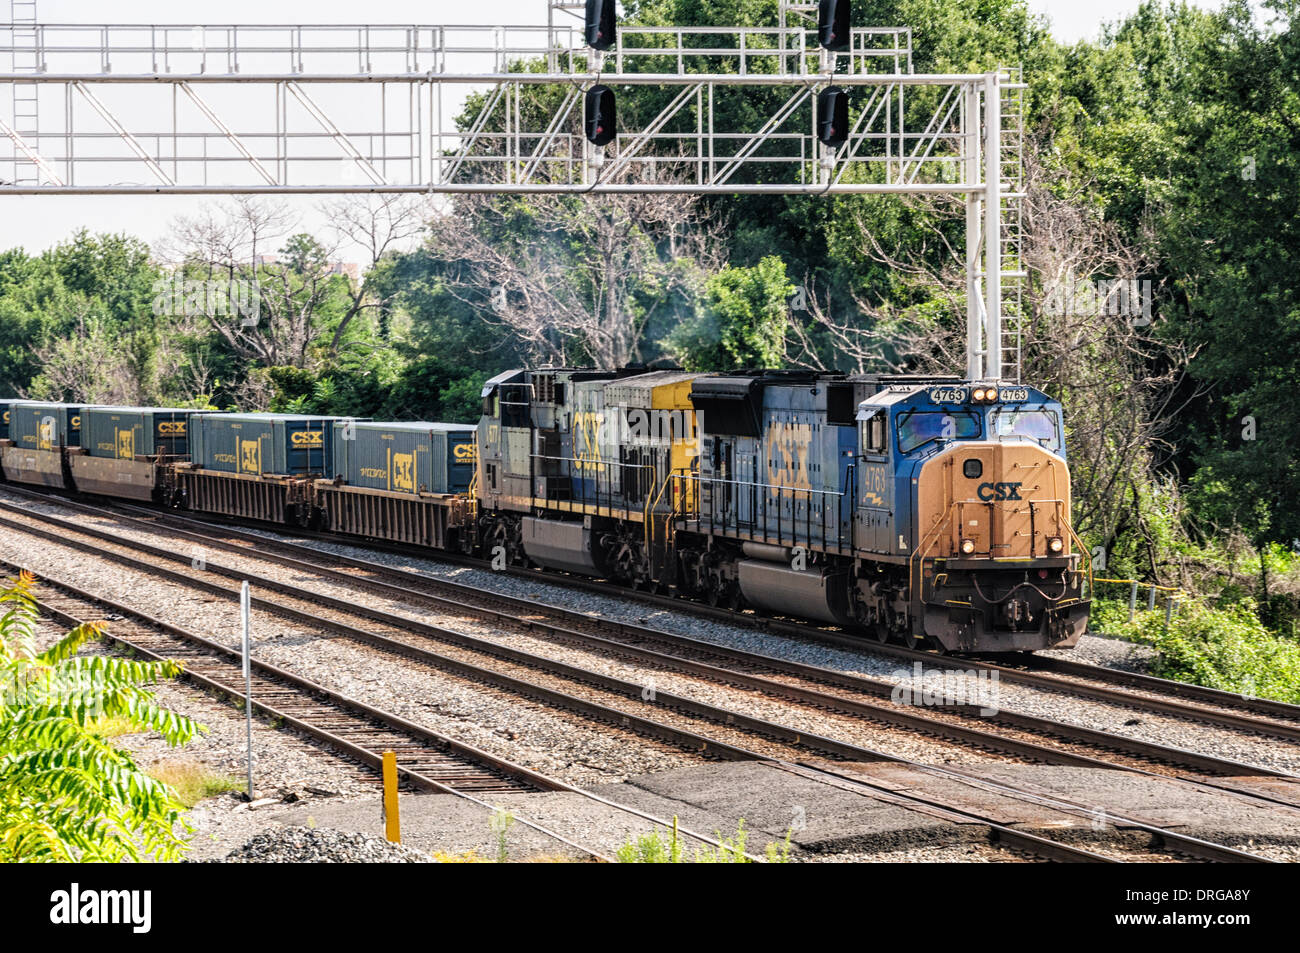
[147,759,242,808]
[432,849,486,863]
[615,817,793,863]
[489,807,515,863]
[86,714,143,739]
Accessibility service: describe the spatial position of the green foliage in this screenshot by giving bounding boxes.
[489,806,514,863]
[149,760,241,809]
[1092,594,1300,703]
[615,817,792,863]
[0,572,202,861]
[666,256,795,371]
[615,826,685,864]
[0,231,164,398]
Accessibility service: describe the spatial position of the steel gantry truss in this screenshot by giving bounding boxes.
[0,0,1024,381]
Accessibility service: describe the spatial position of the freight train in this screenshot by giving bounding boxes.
[0,368,1091,653]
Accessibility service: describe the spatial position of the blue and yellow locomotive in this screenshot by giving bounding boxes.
[476,367,1090,653]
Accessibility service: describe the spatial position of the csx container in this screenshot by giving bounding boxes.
[81,406,201,460]
[0,399,17,441]
[8,401,84,449]
[332,421,476,495]
[190,413,342,478]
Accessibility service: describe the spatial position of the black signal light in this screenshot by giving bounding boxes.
[817,0,851,52]
[585,85,617,146]
[585,0,616,51]
[817,87,849,147]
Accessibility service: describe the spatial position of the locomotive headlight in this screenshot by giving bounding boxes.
[960,538,976,556]
[972,388,986,402]
[1047,536,1064,554]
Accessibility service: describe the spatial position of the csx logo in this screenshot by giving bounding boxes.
[290,431,323,447]
[453,442,477,462]
[158,421,187,435]
[240,439,261,474]
[392,452,415,492]
[70,416,80,429]
[977,481,1023,501]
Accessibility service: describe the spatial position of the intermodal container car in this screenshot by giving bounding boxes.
[8,401,85,449]
[81,406,205,460]
[332,421,476,495]
[190,413,346,477]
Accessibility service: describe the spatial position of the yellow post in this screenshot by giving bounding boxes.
[382,750,401,844]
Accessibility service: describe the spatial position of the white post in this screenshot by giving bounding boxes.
[983,70,1002,382]
[241,581,254,799]
[965,80,983,382]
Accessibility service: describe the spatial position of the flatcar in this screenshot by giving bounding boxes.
[0,366,1091,654]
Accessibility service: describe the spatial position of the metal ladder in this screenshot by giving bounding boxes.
[998,64,1027,384]
[7,0,40,186]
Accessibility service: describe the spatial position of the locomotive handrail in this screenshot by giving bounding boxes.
[911,498,1094,604]
[528,453,656,520]
[671,471,854,555]
[909,501,957,601]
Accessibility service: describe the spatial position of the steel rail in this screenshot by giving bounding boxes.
[1,502,1282,862]
[9,485,1296,742]
[4,493,1300,805]
[0,559,624,862]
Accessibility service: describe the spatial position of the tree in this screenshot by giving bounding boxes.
[786,148,1192,578]
[427,176,724,370]
[160,198,352,377]
[0,232,165,398]
[0,573,200,862]
[667,256,795,370]
[319,194,430,357]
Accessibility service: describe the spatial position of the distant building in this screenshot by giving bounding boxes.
[250,254,359,281]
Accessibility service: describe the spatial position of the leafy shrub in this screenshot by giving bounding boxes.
[0,572,201,861]
[1091,595,1300,704]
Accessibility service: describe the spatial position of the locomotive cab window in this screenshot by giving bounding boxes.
[990,409,1061,452]
[896,410,982,454]
[858,409,887,455]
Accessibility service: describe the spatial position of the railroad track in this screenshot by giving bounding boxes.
[0,546,1104,864]
[5,493,1296,788]
[81,487,1300,741]
[0,489,1292,862]
[0,557,625,861]
[5,497,1296,785]
[0,547,1170,864]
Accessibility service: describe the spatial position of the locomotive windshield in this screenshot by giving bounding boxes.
[990,408,1061,452]
[895,410,982,454]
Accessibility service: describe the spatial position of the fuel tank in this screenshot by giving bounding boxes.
[736,560,852,626]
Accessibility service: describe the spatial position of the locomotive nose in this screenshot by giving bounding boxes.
[918,440,1073,561]
[913,438,1089,652]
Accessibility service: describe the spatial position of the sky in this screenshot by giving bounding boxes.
[0,0,1239,258]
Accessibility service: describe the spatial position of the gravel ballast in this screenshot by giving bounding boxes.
[139,508,1300,776]
[222,827,431,863]
[4,487,1299,866]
